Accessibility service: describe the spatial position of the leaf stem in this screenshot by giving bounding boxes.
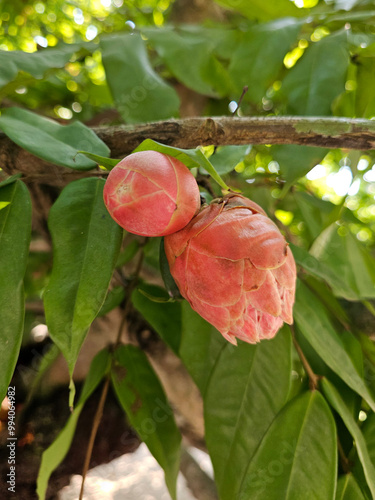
[290,325,320,391]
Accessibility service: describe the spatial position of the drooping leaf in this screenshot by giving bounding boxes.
[209,145,251,175]
[36,349,110,500]
[282,30,349,115]
[238,391,337,500]
[205,327,292,500]
[98,286,125,316]
[272,144,328,186]
[336,474,366,500]
[134,139,229,190]
[0,107,110,170]
[213,0,304,21]
[290,244,350,297]
[0,43,92,88]
[229,18,301,103]
[0,180,31,402]
[310,223,375,300]
[77,151,120,170]
[179,301,226,396]
[111,345,181,500]
[144,27,231,97]
[131,283,182,355]
[355,56,375,118]
[321,378,375,498]
[44,178,123,377]
[100,33,180,123]
[294,280,375,412]
[159,238,182,300]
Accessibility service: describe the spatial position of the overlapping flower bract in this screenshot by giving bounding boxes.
[164,194,296,344]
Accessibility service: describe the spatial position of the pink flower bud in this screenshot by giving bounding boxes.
[103,151,201,237]
[164,194,296,345]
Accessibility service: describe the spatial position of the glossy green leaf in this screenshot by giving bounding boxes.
[336,474,365,500]
[321,378,375,498]
[213,0,304,21]
[205,327,292,500]
[0,107,110,170]
[290,244,349,296]
[283,31,349,115]
[238,391,337,500]
[77,151,120,170]
[310,223,375,300]
[272,144,328,185]
[0,43,90,88]
[159,238,182,300]
[101,33,180,123]
[294,280,375,412]
[229,18,301,102]
[144,27,231,97]
[44,178,123,376]
[98,286,125,316]
[0,180,31,401]
[36,349,110,500]
[355,56,375,118]
[132,283,182,355]
[179,301,226,396]
[209,145,250,175]
[111,345,181,500]
[134,139,229,190]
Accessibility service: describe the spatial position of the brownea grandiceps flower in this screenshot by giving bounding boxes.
[103,151,201,237]
[164,194,296,345]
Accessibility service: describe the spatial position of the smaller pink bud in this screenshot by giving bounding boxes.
[103,151,201,237]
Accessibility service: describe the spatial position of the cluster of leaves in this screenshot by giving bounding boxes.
[1,0,375,499]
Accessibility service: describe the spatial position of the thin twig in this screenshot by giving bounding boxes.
[79,375,110,500]
[232,86,248,116]
[290,325,320,391]
[79,240,146,499]
[337,436,351,473]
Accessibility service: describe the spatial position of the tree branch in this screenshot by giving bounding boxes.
[2,116,375,184]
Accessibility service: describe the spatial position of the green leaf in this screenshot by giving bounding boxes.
[77,151,120,170]
[179,301,226,396]
[355,56,375,118]
[229,18,301,103]
[294,280,375,412]
[132,283,182,355]
[321,378,375,498]
[111,345,181,500]
[205,327,292,500]
[0,43,89,88]
[101,33,180,123]
[272,144,328,186]
[36,348,110,500]
[0,173,22,188]
[144,27,231,97]
[0,107,110,170]
[238,391,337,500]
[213,0,304,21]
[116,240,140,268]
[282,31,349,115]
[98,286,125,316]
[0,180,31,401]
[44,178,122,377]
[293,192,339,241]
[134,138,229,190]
[160,238,182,300]
[336,474,366,500]
[310,223,375,300]
[290,244,350,298]
[209,145,250,175]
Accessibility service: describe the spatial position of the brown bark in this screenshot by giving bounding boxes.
[2,116,375,188]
